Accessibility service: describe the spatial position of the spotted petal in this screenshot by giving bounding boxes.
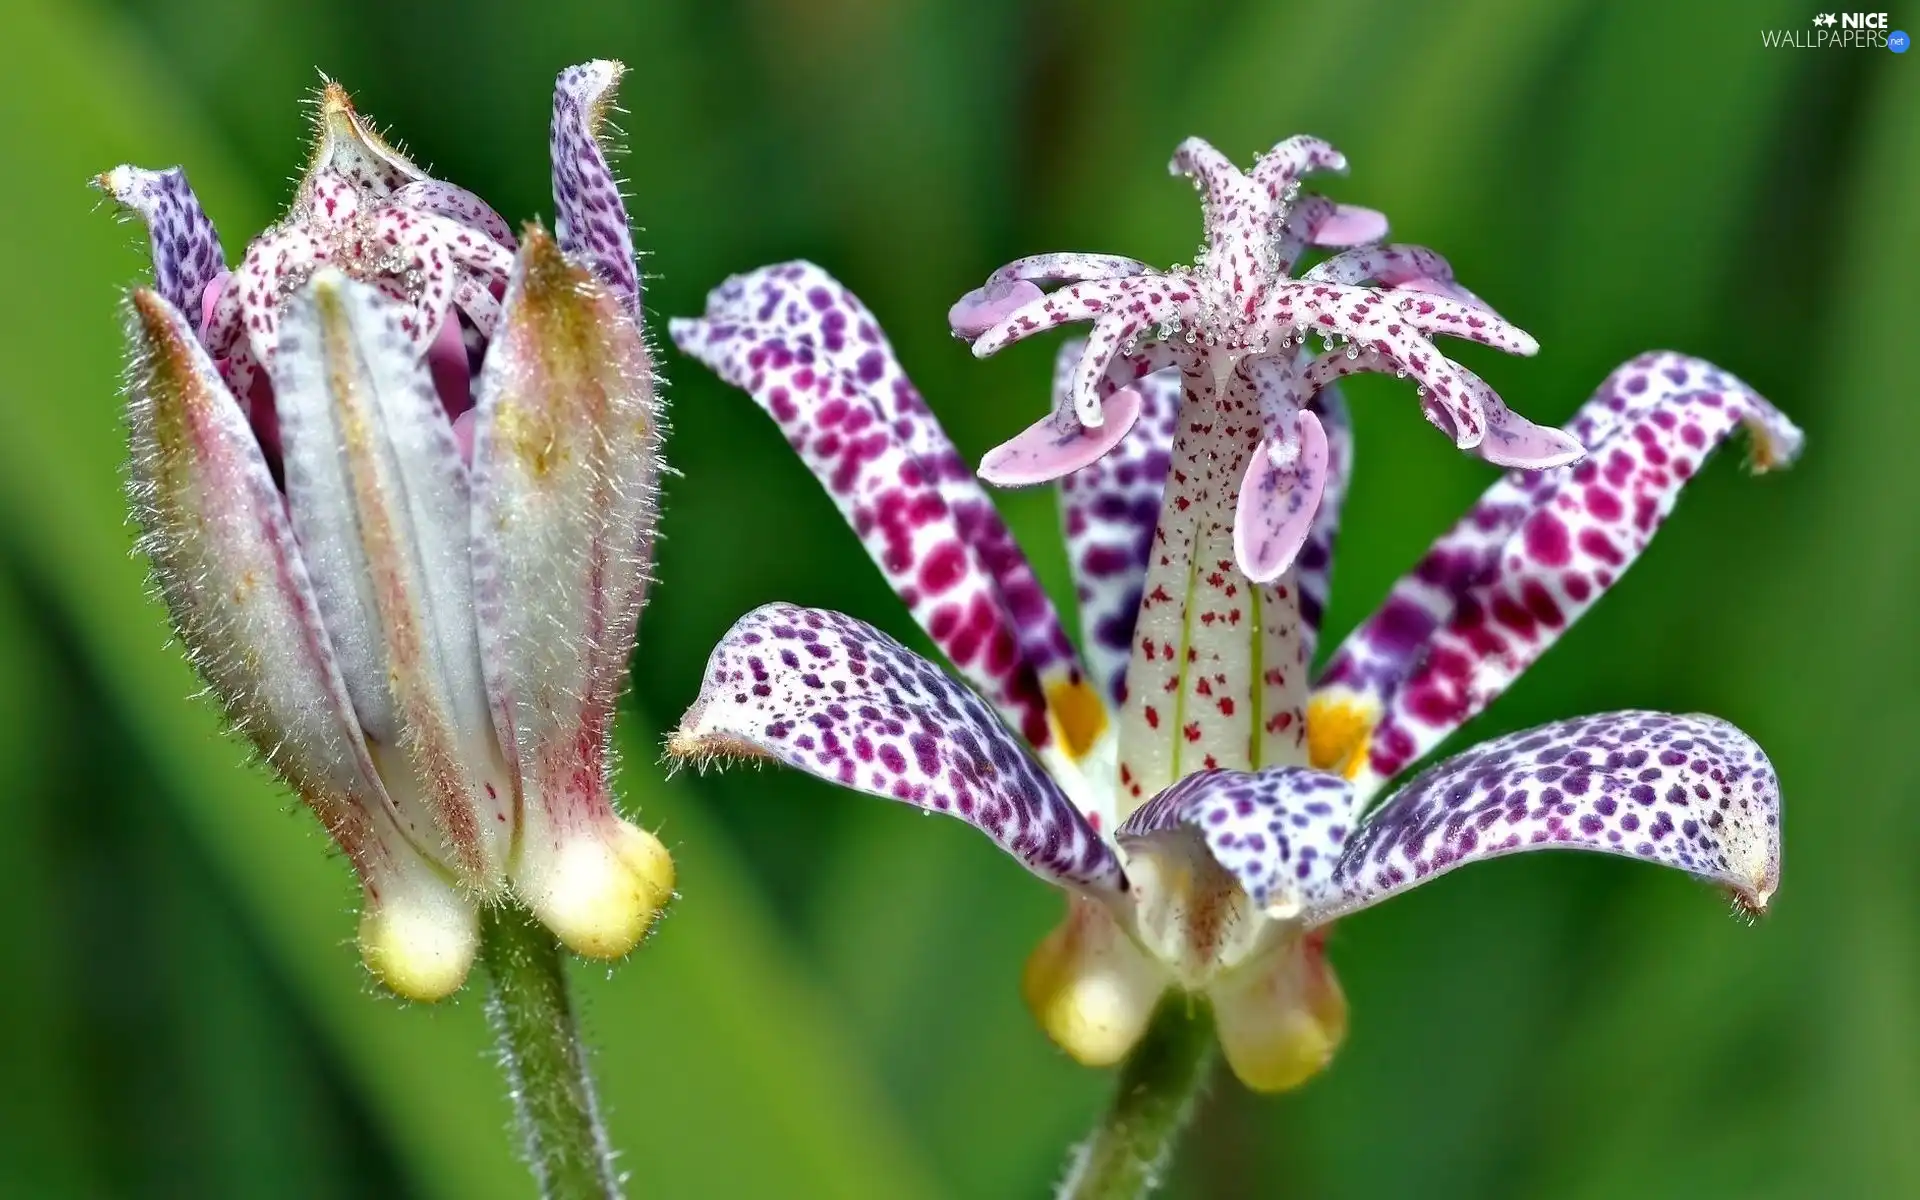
[1170,137,1279,320]
[552,61,641,312]
[1307,711,1782,925]
[95,165,226,320]
[1314,352,1803,796]
[1117,766,1356,918]
[670,262,1096,757]
[949,254,1153,339]
[671,604,1125,892]
[1057,343,1180,708]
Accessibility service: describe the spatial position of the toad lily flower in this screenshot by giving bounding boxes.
[98,62,670,1000]
[669,251,1798,1091]
[951,135,1584,584]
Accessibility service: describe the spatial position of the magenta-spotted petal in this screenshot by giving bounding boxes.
[1308,711,1781,925]
[951,256,1157,339]
[1315,352,1803,797]
[95,165,227,321]
[391,179,517,250]
[1170,138,1280,321]
[551,61,640,312]
[673,604,1125,892]
[1118,767,1356,916]
[1057,344,1180,707]
[670,262,1086,752]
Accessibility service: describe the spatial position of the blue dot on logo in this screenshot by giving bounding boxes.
[1892,29,1911,52]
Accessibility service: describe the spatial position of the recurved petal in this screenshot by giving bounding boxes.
[269,269,514,887]
[95,166,226,321]
[670,604,1126,893]
[1117,766,1355,919]
[125,289,476,998]
[670,262,1088,754]
[552,61,641,312]
[1313,352,1802,796]
[1057,344,1180,708]
[950,255,1157,339]
[1307,711,1782,926]
[471,226,672,958]
[392,179,517,249]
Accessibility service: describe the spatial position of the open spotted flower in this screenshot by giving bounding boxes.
[98,62,670,1000]
[670,258,1797,1091]
[951,134,1584,585]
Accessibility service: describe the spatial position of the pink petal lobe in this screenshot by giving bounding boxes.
[1234,409,1330,584]
[949,278,1045,338]
[980,385,1143,487]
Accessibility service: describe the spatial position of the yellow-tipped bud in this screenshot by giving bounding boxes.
[1022,896,1170,1067]
[1210,932,1348,1092]
[516,820,674,960]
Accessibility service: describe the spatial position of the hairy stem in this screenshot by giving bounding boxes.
[479,902,621,1199]
[1058,1000,1217,1200]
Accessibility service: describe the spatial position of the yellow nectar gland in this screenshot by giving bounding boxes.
[1306,695,1376,780]
[1045,675,1110,763]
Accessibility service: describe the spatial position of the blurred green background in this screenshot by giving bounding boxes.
[2,0,1914,1195]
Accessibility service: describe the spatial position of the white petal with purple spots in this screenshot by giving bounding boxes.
[674,604,1125,892]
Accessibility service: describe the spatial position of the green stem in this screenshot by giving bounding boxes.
[478,903,621,1200]
[1057,1000,1218,1200]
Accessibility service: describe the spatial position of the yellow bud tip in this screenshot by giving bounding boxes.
[1211,934,1349,1093]
[521,822,675,960]
[1044,675,1110,762]
[1022,899,1167,1068]
[358,893,480,1002]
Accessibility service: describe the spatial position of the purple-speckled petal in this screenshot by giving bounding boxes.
[95,165,227,322]
[1118,766,1356,915]
[670,262,1088,753]
[950,255,1154,339]
[1309,711,1781,924]
[673,604,1126,892]
[552,61,640,312]
[1057,343,1180,708]
[391,179,517,250]
[1315,352,1803,797]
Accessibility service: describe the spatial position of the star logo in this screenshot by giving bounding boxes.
[1813,12,1837,25]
